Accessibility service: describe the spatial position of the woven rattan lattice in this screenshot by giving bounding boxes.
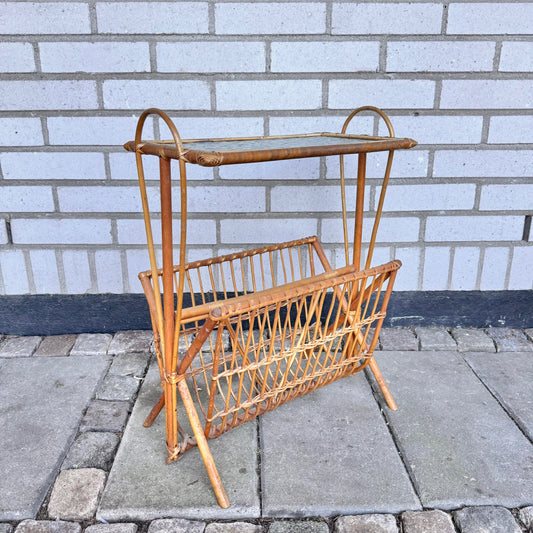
[125,106,417,508]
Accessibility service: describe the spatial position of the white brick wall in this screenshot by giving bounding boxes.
[0,0,531,296]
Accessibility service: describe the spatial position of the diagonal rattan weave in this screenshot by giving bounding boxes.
[125,106,416,507]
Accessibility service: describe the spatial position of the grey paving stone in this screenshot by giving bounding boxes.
[70,334,112,356]
[454,506,521,533]
[48,468,107,521]
[451,328,496,352]
[379,328,418,351]
[0,336,41,357]
[261,375,420,517]
[34,335,77,357]
[15,520,81,533]
[85,524,138,533]
[147,518,205,533]
[97,362,260,521]
[335,514,398,532]
[96,374,141,402]
[0,356,109,520]
[268,521,329,533]
[107,351,151,378]
[62,432,120,470]
[80,400,130,433]
[372,351,533,509]
[487,328,533,352]
[402,510,455,533]
[519,506,533,529]
[205,523,260,533]
[464,351,533,441]
[108,330,153,355]
[0,524,12,533]
[414,327,457,351]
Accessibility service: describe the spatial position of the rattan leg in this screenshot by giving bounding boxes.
[177,379,230,508]
[143,393,165,427]
[367,357,397,411]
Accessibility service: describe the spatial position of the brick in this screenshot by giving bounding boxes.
[402,510,454,533]
[41,42,149,73]
[0,219,7,245]
[34,334,76,357]
[451,328,496,353]
[220,158,320,180]
[269,115,373,136]
[387,41,494,72]
[414,327,456,351]
[500,42,533,72]
[108,351,151,378]
[422,247,451,290]
[48,468,106,520]
[62,432,120,470]
[454,506,521,533]
[58,186,142,213]
[205,524,260,533]
[95,250,124,293]
[0,42,35,72]
[217,80,322,111]
[126,249,154,293]
[0,336,41,357]
[441,80,533,109]
[383,184,475,212]
[329,80,435,109]
[2,152,105,180]
[480,247,510,290]
[108,330,153,355]
[392,247,421,291]
[0,186,54,212]
[221,218,317,244]
[189,186,265,212]
[425,216,524,242]
[271,185,359,213]
[334,514,398,532]
[434,149,533,178]
[172,116,264,140]
[0,524,12,533]
[48,116,153,146]
[12,219,112,245]
[30,250,61,294]
[62,250,92,294]
[215,3,325,34]
[509,246,533,290]
[322,217,419,244]
[0,81,97,110]
[379,328,418,351]
[0,117,43,146]
[158,41,265,73]
[109,151,160,180]
[332,3,442,35]
[480,184,533,211]
[0,2,90,34]
[272,41,379,72]
[488,328,533,352]
[489,115,533,144]
[379,115,483,145]
[103,80,211,110]
[450,247,480,290]
[86,525,137,533]
[0,250,30,294]
[96,2,208,34]
[116,218,216,245]
[71,333,112,356]
[97,374,140,402]
[80,400,129,432]
[447,3,533,35]
[147,519,205,533]
[14,521,81,533]
[270,522,328,533]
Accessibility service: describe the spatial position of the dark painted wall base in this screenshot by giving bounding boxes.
[0,291,531,336]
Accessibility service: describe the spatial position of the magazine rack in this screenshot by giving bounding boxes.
[124,106,416,508]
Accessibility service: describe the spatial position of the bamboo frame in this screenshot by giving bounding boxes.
[128,107,416,507]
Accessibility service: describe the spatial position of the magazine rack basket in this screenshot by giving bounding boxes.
[125,106,417,508]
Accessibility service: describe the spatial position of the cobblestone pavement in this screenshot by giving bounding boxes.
[0,327,532,532]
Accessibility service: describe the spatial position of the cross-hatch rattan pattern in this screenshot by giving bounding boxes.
[125,106,416,508]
